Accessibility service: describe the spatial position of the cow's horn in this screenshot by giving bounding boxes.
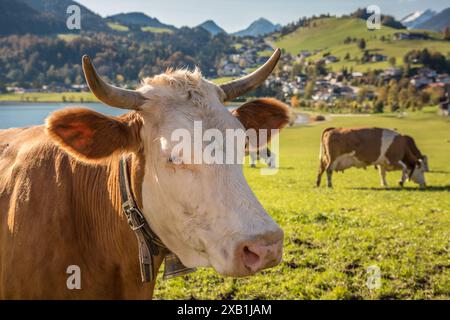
[82,55,148,110]
[220,48,281,101]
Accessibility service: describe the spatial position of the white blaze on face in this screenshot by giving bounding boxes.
[410,163,426,187]
[137,79,283,277]
[421,156,430,172]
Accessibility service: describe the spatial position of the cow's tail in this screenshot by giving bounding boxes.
[319,127,335,165]
[317,127,334,186]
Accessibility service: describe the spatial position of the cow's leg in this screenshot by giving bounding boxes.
[326,168,333,188]
[316,161,326,187]
[265,149,276,168]
[398,161,408,187]
[378,166,388,187]
[250,151,257,168]
[316,170,323,187]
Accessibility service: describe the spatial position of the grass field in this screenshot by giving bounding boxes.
[107,22,130,32]
[0,92,97,103]
[141,26,174,34]
[275,17,450,72]
[154,110,450,299]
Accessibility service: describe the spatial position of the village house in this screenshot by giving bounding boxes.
[410,75,431,88]
[325,55,339,64]
[393,32,429,41]
[371,54,387,62]
[219,62,242,77]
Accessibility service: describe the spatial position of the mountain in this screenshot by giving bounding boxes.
[106,12,176,30]
[413,8,450,32]
[233,18,281,37]
[20,0,109,32]
[0,0,65,35]
[198,20,226,36]
[401,9,436,29]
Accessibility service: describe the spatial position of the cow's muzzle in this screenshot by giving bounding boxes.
[232,229,284,277]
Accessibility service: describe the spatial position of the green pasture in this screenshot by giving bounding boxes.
[275,17,450,72]
[141,26,174,34]
[0,92,97,103]
[155,110,450,300]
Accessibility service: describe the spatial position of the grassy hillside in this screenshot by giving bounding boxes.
[141,26,173,34]
[106,22,173,34]
[107,22,129,32]
[155,110,450,299]
[275,17,450,72]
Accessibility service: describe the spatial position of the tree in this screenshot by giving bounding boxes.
[373,100,384,113]
[387,80,399,112]
[357,88,368,103]
[398,88,409,110]
[304,81,315,99]
[290,96,300,108]
[358,38,366,51]
[444,27,450,41]
[389,56,396,67]
[377,86,388,104]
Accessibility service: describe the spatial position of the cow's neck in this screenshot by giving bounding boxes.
[72,151,164,299]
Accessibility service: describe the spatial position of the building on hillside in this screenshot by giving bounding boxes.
[417,67,437,79]
[410,75,432,88]
[325,55,339,64]
[436,74,450,84]
[381,67,403,79]
[393,32,429,41]
[371,54,387,62]
[219,63,242,77]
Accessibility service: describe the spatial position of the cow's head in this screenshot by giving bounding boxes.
[410,161,427,188]
[420,155,429,172]
[46,50,288,277]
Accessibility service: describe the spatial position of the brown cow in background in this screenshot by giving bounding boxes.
[317,127,427,188]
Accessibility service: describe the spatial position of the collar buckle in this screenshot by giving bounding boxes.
[122,201,145,231]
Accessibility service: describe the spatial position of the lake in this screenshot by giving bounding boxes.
[0,102,305,130]
[0,102,126,130]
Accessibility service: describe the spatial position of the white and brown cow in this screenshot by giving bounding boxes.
[316,127,427,188]
[0,50,288,299]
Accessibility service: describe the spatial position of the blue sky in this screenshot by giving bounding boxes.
[77,0,449,33]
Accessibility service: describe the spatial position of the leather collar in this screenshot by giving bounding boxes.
[119,156,195,282]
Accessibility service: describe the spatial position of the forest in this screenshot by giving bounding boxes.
[0,28,234,90]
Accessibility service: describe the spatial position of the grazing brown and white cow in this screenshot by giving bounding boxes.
[0,50,287,299]
[316,127,427,188]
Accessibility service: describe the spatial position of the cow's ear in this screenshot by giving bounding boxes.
[46,108,141,163]
[232,98,291,132]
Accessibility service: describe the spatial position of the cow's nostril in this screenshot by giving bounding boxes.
[242,246,260,269]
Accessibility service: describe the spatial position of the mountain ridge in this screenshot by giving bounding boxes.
[413,7,450,31]
[233,18,281,37]
[106,12,176,30]
[401,9,436,29]
[20,0,109,32]
[0,0,65,35]
[198,20,226,35]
